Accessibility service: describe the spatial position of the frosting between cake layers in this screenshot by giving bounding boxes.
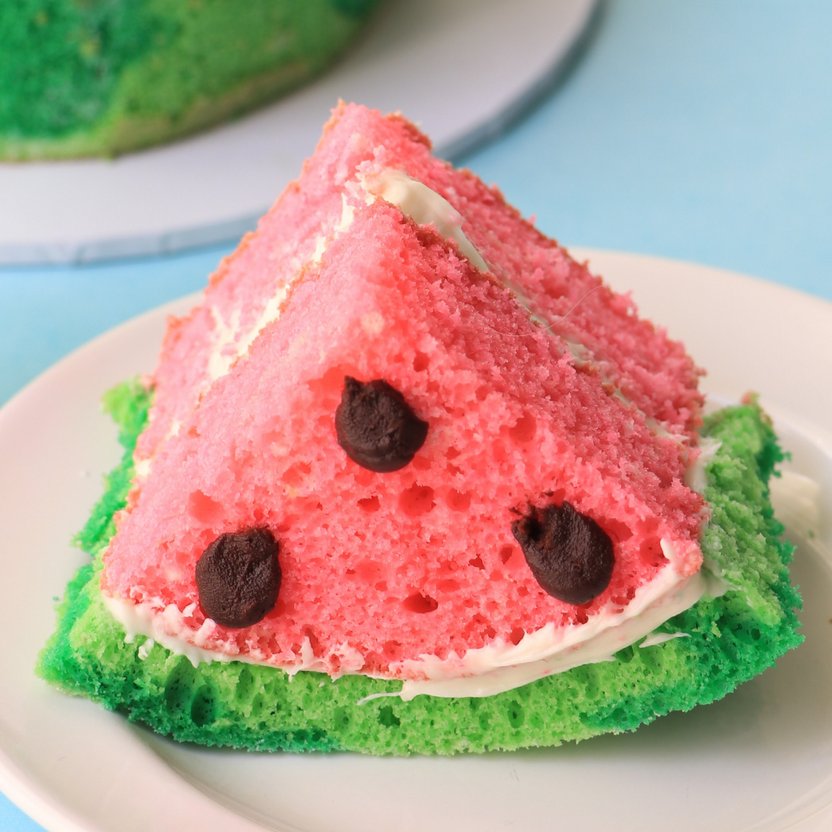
[365,169,692,446]
[134,169,490,480]
[640,631,689,647]
[103,537,725,699]
[362,169,489,272]
[133,190,361,479]
[146,167,687,480]
[380,539,724,700]
[205,190,360,386]
[208,282,294,384]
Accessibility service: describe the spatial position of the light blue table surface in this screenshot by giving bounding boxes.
[2,2,831,829]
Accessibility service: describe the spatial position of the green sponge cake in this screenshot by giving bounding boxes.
[0,0,378,160]
[38,104,802,754]
[38,383,802,754]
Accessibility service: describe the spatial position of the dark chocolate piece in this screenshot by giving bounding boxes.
[511,502,614,604]
[196,528,281,628]
[335,376,428,472]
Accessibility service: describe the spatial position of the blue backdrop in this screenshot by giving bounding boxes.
[2,2,830,828]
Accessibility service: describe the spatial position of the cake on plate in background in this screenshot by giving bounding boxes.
[0,0,380,160]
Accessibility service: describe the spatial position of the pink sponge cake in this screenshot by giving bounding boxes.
[39,104,801,752]
[105,103,708,694]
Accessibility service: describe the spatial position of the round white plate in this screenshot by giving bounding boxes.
[1,250,831,832]
[0,0,598,265]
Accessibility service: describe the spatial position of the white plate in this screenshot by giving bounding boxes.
[0,0,597,265]
[1,250,831,832]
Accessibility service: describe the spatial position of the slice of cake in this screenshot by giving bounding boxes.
[38,104,802,754]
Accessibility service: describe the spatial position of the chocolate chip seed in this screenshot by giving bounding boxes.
[511,502,614,605]
[335,376,429,472]
[196,528,281,628]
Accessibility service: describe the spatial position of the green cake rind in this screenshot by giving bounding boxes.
[38,384,803,755]
[0,0,378,160]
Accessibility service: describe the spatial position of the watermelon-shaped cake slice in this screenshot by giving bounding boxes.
[39,104,802,754]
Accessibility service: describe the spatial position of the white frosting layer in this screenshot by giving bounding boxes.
[106,594,367,676]
[384,540,723,700]
[133,187,360,477]
[208,284,293,384]
[105,538,724,700]
[364,169,489,271]
[686,437,721,493]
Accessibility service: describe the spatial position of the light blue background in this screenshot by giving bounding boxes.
[2,1,831,828]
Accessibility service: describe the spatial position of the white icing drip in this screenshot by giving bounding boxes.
[132,417,181,483]
[640,631,689,648]
[137,638,155,660]
[310,192,356,266]
[133,458,151,480]
[310,234,328,264]
[686,437,722,493]
[335,192,356,236]
[363,169,489,271]
[565,338,592,364]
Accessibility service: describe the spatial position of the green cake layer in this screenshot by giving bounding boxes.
[38,382,803,755]
[0,0,378,160]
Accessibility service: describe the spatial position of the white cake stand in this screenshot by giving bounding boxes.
[0,0,598,265]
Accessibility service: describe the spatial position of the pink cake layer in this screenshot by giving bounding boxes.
[136,104,703,475]
[103,174,706,677]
